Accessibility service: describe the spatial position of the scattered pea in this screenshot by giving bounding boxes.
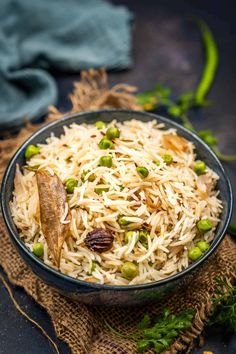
[194,161,206,175]
[118,216,131,227]
[162,154,173,165]
[106,126,120,140]
[136,166,149,178]
[99,155,112,168]
[197,218,212,233]
[154,160,160,166]
[25,145,41,160]
[95,186,109,195]
[121,261,138,280]
[81,171,87,182]
[33,243,44,257]
[95,121,106,129]
[88,174,96,182]
[81,170,96,182]
[197,241,210,252]
[124,231,139,244]
[65,178,78,193]
[98,138,113,150]
[139,229,149,245]
[188,246,202,261]
[91,261,97,272]
[86,261,99,275]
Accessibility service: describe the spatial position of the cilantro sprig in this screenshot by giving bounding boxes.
[209,277,236,333]
[105,308,195,353]
[136,19,236,162]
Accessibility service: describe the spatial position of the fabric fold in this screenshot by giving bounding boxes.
[0,0,133,129]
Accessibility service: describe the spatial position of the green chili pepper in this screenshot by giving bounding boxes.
[194,19,218,106]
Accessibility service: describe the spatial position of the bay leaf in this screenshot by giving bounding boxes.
[36,169,71,267]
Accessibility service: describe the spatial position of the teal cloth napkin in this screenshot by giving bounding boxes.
[0,0,132,129]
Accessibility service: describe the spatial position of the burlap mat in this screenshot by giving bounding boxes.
[0,69,236,354]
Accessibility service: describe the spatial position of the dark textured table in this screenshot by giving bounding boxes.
[0,1,235,353]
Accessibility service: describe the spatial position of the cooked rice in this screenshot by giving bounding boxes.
[10,119,222,285]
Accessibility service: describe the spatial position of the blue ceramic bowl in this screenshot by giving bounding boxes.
[1,110,233,306]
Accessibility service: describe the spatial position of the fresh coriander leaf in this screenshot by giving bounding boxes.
[209,277,236,333]
[177,91,194,104]
[228,223,236,236]
[137,339,150,351]
[198,129,218,146]
[137,314,151,329]
[167,105,182,117]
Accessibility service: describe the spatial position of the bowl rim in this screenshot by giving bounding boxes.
[1,109,233,291]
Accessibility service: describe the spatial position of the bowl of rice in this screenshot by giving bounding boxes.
[1,110,232,306]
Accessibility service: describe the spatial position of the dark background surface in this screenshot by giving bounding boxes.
[0,0,235,353]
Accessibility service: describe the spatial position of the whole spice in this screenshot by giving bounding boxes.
[36,169,71,267]
[85,228,114,253]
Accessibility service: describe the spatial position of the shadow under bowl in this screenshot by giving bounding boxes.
[1,110,233,306]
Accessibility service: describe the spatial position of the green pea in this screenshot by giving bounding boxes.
[95,186,109,195]
[81,170,87,182]
[81,170,95,182]
[65,178,78,193]
[33,242,44,257]
[86,261,99,275]
[118,216,131,227]
[90,261,97,273]
[121,261,138,280]
[194,161,206,175]
[99,155,112,167]
[88,174,96,182]
[197,241,210,252]
[106,126,120,140]
[98,138,113,150]
[95,121,106,129]
[124,231,139,244]
[136,166,149,178]
[197,218,212,233]
[188,246,202,261]
[25,145,41,160]
[154,160,160,166]
[139,229,149,246]
[162,154,173,165]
